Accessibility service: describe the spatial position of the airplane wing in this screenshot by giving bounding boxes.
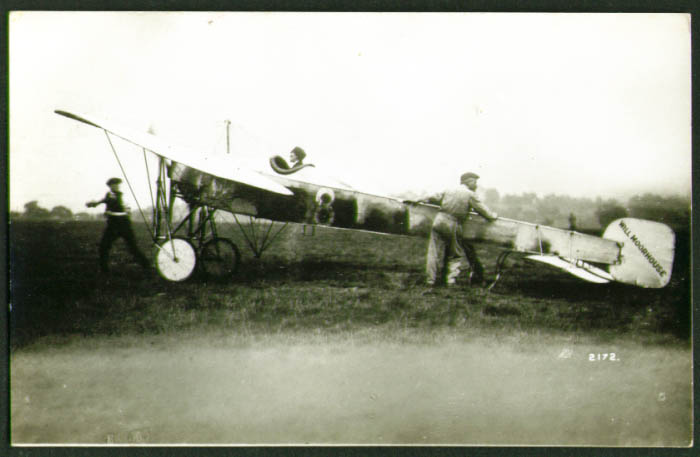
[55,109,293,196]
[525,254,614,284]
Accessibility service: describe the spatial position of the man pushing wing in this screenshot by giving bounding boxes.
[422,172,498,287]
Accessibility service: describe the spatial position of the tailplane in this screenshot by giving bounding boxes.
[525,255,614,283]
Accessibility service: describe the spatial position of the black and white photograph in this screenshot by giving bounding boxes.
[8,11,692,446]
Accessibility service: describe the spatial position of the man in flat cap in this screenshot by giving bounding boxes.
[86,177,150,274]
[289,146,307,167]
[269,146,316,175]
[422,172,498,287]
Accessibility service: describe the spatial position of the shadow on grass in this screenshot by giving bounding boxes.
[483,305,521,317]
[215,258,415,288]
[9,220,691,349]
[491,239,690,339]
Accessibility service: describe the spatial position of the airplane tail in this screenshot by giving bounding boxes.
[602,218,675,288]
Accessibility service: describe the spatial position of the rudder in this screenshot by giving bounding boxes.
[602,218,675,288]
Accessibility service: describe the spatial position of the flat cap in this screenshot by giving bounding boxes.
[460,172,480,182]
[106,177,122,185]
[291,146,306,160]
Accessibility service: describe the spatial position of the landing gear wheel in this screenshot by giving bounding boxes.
[155,238,197,281]
[200,237,241,279]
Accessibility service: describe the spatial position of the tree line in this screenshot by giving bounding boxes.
[481,190,689,233]
[10,200,188,223]
[11,201,106,222]
[12,192,690,233]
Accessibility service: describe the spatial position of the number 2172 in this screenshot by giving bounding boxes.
[589,353,618,361]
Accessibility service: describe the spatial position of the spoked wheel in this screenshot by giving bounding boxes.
[199,237,241,279]
[155,238,197,282]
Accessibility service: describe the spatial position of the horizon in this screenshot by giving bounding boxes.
[12,185,690,216]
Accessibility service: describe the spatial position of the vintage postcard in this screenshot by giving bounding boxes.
[8,12,692,446]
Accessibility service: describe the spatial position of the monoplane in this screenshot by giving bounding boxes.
[55,109,675,288]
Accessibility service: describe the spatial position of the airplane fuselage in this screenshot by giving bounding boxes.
[169,162,622,265]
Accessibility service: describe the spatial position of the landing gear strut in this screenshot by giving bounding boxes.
[151,159,241,282]
[486,250,516,291]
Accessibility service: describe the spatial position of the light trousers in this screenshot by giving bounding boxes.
[425,212,468,285]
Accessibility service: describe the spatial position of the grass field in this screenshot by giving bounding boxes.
[9,220,693,445]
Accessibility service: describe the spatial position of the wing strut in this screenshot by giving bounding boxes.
[104,130,182,263]
[103,130,155,241]
[143,147,156,213]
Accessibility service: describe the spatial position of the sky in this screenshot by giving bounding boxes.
[9,12,692,214]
